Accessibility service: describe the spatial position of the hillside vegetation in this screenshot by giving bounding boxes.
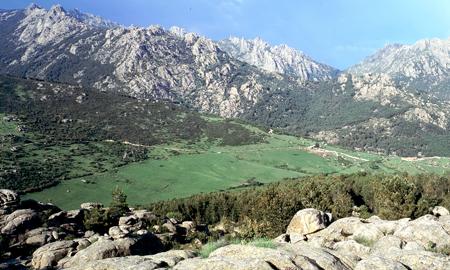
[25,132,450,209]
[149,173,450,237]
[2,75,450,210]
[0,75,263,192]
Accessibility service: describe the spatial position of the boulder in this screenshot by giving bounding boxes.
[119,215,138,226]
[393,214,450,248]
[363,215,409,235]
[109,226,130,239]
[280,242,351,270]
[1,209,39,234]
[31,240,77,270]
[0,189,19,209]
[181,256,304,270]
[432,206,450,217]
[180,221,196,233]
[118,211,157,233]
[286,208,331,236]
[403,241,425,251]
[332,239,370,261]
[144,249,196,266]
[84,230,96,238]
[66,250,196,270]
[355,256,409,270]
[59,238,133,268]
[383,249,450,270]
[64,256,160,270]
[174,257,278,270]
[175,244,303,270]
[25,227,56,246]
[351,224,384,245]
[47,209,84,227]
[133,209,157,222]
[371,235,403,253]
[309,216,407,243]
[60,234,164,268]
[162,221,177,233]
[75,238,92,251]
[81,202,103,210]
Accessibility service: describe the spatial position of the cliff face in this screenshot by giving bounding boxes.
[219,37,339,82]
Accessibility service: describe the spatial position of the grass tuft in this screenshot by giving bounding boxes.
[353,236,375,247]
[199,237,275,258]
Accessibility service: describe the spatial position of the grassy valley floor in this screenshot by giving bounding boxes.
[24,133,450,209]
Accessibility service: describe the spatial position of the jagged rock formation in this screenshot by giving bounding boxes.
[218,37,339,82]
[348,38,450,98]
[0,4,305,118]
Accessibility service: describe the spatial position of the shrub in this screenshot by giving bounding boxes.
[83,207,108,233]
[106,186,129,222]
[166,211,183,221]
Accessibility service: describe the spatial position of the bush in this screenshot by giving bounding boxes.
[166,211,183,221]
[83,207,108,233]
[106,186,129,223]
[84,187,129,233]
[372,175,418,219]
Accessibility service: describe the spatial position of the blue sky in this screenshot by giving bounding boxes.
[1,0,450,69]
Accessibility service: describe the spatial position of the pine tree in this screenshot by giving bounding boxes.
[107,186,129,222]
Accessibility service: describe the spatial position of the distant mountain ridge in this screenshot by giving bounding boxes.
[0,4,309,118]
[2,5,450,156]
[219,37,339,82]
[348,38,450,98]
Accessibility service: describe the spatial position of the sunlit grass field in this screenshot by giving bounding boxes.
[24,133,450,210]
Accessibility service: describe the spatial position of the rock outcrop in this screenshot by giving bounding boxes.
[0,189,19,209]
[31,240,77,269]
[286,208,331,236]
[65,250,196,270]
[348,38,450,98]
[1,189,449,270]
[175,206,450,269]
[1,209,39,235]
[218,37,338,82]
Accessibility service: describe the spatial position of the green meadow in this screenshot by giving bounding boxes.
[24,133,450,210]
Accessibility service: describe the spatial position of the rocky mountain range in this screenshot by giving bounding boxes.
[1,4,450,156]
[218,37,339,82]
[0,4,305,118]
[348,38,450,98]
